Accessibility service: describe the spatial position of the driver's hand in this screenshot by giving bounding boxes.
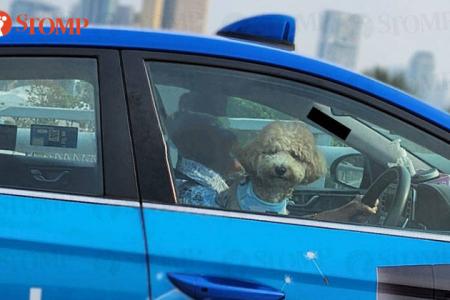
[347,195,379,223]
[313,195,379,223]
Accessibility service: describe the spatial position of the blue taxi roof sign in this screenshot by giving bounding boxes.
[217,14,296,51]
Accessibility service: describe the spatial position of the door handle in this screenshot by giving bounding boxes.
[168,273,285,300]
[30,169,69,183]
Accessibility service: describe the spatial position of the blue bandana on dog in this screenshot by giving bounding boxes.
[236,180,288,214]
[176,158,288,214]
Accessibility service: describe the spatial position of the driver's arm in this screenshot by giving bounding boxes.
[307,195,379,223]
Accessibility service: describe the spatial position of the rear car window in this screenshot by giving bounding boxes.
[0,57,102,195]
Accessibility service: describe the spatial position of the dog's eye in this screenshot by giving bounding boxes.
[263,150,276,155]
[290,151,302,161]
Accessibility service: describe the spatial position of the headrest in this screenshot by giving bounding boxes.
[168,110,236,145]
[167,110,237,175]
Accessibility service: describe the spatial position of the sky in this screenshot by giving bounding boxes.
[1,0,450,94]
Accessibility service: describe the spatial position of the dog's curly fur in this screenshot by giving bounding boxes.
[237,121,326,203]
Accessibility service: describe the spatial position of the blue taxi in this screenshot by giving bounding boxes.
[0,15,449,300]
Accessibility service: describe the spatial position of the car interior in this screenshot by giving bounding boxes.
[0,57,102,196]
[148,61,450,234]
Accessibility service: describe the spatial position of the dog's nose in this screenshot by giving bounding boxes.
[275,166,287,176]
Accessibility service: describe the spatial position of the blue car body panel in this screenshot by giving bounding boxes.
[0,28,448,131]
[0,193,148,299]
[145,209,450,300]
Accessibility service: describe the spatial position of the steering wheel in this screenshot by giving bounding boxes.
[361,166,411,227]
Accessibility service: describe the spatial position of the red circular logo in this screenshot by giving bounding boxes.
[0,11,12,37]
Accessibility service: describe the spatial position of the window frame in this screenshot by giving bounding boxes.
[122,50,450,242]
[123,50,448,203]
[0,47,138,201]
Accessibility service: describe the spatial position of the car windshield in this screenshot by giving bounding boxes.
[357,119,449,174]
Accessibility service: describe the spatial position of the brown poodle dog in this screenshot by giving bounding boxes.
[222,121,377,222]
[239,121,326,202]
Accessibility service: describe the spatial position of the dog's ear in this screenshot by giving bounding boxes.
[303,149,327,184]
[235,140,259,176]
[285,123,327,184]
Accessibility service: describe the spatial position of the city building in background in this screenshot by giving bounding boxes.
[11,0,60,19]
[70,0,135,26]
[408,51,435,100]
[140,0,164,28]
[113,4,135,26]
[74,0,118,25]
[407,51,449,109]
[140,0,209,33]
[317,10,363,70]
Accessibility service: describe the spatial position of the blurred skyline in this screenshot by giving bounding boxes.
[1,0,449,110]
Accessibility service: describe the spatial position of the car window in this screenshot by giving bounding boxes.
[0,57,102,195]
[146,61,450,235]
